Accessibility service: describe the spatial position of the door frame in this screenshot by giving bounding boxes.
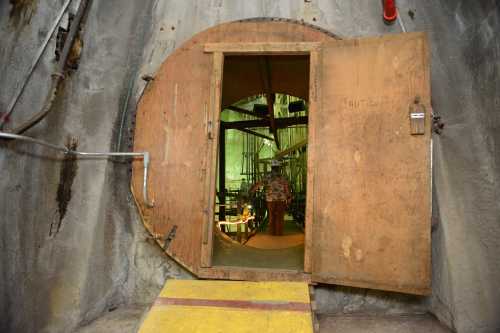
[201,42,321,279]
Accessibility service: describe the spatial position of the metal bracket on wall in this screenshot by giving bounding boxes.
[432,114,445,135]
[0,132,154,207]
[163,225,178,250]
[409,96,426,135]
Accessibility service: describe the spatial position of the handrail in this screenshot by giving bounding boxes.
[0,132,154,207]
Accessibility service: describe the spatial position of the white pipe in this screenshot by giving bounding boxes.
[397,8,407,33]
[0,131,154,207]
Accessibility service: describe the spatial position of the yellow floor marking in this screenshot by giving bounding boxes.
[160,279,310,303]
[139,306,312,333]
[138,279,313,333]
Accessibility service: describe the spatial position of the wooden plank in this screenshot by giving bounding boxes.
[310,32,431,295]
[201,51,224,267]
[205,42,320,54]
[198,266,312,283]
[138,280,313,333]
[303,49,319,273]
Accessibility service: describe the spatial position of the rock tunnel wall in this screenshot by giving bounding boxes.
[0,1,499,332]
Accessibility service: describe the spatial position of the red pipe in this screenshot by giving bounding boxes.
[383,0,398,24]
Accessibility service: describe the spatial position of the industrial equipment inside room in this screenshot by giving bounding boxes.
[4,1,499,331]
[212,56,310,270]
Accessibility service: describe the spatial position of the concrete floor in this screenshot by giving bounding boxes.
[74,306,146,333]
[212,229,304,270]
[318,314,453,333]
[74,306,452,333]
[245,219,305,250]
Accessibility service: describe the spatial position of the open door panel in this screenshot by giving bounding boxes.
[310,32,431,295]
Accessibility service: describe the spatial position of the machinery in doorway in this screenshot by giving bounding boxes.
[213,91,309,270]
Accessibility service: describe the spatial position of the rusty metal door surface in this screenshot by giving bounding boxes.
[310,32,431,295]
[132,45,216,273]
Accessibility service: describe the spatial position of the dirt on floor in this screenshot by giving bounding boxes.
[75,306,452,333]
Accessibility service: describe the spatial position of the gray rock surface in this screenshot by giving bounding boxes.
[0,1,498,333]
[318,314,452,333]
[315,285,427,316]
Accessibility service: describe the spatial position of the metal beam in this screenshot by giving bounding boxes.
[225,105,267,119]
[221,116,308,130]
[259,56,280,149]
[237,128,274,141]
[218,128,226,223]
[274,139,308,159]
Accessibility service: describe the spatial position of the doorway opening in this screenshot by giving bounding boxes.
[212,55,310,271]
